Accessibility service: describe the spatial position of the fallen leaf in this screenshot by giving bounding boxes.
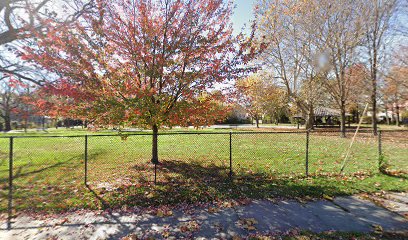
[323,194,333,201]
[372,224,383,234]
[237,218,258,231]
[208,206,219,213]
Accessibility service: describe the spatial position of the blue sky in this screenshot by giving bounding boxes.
[231,0,407,49]
[231,0,256,34]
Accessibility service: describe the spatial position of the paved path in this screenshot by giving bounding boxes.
[1,194,407,240]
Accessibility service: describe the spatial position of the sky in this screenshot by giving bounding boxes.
[231,0,256,34]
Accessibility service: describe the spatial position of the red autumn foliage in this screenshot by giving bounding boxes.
[24,0,261,129]
[23,0,263,162]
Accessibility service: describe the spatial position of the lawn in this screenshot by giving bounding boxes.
[0,128,407,213]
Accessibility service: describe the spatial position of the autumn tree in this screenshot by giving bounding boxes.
[25,0,258,163]
[265,87,287,125]
[383,66,408,126]
[235,74,283,128]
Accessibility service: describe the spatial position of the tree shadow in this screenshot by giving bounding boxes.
[88,160,354,210]
[156,160,229,183]
[0,155,83,184]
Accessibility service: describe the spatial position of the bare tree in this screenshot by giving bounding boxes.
[0,0,93,45]
[255,0,325,129]
[0,0,94,84]
[310,0,368,137]
[362,0,398,135]
[0,78,20,131]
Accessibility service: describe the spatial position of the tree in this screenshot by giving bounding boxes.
[255,0,326,130]
[0,0,94,132]
[392,45,408,88]
[346,65,371,123]
[383,66,408,126]
[235,74,283,128]
[265,87,288,125]
[0,80,18,131]
[362,0,398,135]
[24,0,258,163]
[0,76,30,131]
[0,0,93,83]
[311,0,367,137]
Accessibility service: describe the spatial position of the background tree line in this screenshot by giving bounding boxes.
[0,0,407,137]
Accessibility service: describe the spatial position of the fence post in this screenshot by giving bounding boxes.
[7,136,13,230]
[378,130,382,168]
[154,164,157,185]
[84,135,88,186]
[305,130,310,177]
[229,131,233,179]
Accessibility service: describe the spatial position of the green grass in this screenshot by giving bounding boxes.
[0,128,406,213]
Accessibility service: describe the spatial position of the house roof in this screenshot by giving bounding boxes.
[293,107,352,118]
[314,107,352,117]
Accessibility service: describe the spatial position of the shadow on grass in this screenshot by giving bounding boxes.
[88,160,353,209]
[158,160,229,182]
[0,149,110,185]
[0,155,83,184]
[4,159,405,214]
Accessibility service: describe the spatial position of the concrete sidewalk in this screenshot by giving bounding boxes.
[1,193,407,239]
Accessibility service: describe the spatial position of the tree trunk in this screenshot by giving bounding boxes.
[42,116,45,130]
[391,105,395,123]
[151,124,159,164]
[24,116,28,133]
[4,114,11,132]
[340,103,346,138]
[396,103,400,127]
[371,48,378,136]
[385,105,390,125]
[255,116,259,128]
[305,105,314,130]
[371,94,377,135]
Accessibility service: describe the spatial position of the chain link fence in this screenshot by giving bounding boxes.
[309,130,378,175]
[380,130,408,174]
[1,129,407,229]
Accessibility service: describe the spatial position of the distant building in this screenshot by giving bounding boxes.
[367,100,408,123]
[293,107,352,127]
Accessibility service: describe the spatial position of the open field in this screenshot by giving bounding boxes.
[0,128,407,214]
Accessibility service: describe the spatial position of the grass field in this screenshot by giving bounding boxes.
[0,128,407,213]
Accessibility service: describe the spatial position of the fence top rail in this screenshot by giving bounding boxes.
[0,131,307,138]
[0,128,406,138]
